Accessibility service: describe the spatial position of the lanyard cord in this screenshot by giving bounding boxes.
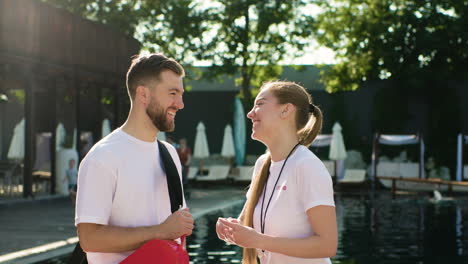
[260,143,300,242]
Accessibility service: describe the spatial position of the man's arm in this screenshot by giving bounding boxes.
[78,208,194,253]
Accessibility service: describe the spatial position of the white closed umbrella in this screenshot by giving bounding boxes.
[329,122,347,179]
[194,122,210,158]
[157,131,166,141]
[7,118,25,160]
[194,122,210,174]
[56,123,66,152]
[221,124,235,167]
[233,98,246,165]
[221,124,235,158]
[329,122,347,160]
[101,119,111,138]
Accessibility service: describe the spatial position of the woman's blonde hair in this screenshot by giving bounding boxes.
[241,81,323,264]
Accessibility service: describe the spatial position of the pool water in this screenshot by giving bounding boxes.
[38,193,468,264]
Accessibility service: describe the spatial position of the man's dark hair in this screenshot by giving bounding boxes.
[126,53,185,100]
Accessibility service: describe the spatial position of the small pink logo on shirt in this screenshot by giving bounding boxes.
[276,186,287,191]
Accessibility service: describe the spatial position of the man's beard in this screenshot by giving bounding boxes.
[146,100,175,132]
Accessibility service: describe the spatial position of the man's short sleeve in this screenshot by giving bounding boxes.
[296,158,335,212]
[75,157,116,226]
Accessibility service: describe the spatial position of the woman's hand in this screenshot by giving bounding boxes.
[216,217,237,242]
[217,218,262,248]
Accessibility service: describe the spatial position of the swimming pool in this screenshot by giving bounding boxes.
[37,193,468,263]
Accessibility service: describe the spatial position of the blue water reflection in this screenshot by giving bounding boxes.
[38,193,468,264]
[187,194,468,264]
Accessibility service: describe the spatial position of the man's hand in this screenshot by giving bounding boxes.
[77,208,195,253]
[159,208,194,240]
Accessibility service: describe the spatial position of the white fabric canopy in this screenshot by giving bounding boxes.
[193,122,210,158]
[221,124,235,158]
[56,123,66,152]
[379,135,419,145]
[101,119,111,138]
[371,133,425,180]
[7,118,25,160]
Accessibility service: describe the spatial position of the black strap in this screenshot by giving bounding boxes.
[158,140,184,213]
[68,244,87,264]
[69,140,183,264]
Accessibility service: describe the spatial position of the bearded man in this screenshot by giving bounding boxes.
[75,54,194,264]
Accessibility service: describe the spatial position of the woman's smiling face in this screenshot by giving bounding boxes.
[247,88,283,142]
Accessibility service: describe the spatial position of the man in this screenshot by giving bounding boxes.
[75,54,194,264]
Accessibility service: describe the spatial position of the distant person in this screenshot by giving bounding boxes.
[177,138,192,184]
[63,158,78,205]
[79,138,93,160]
[75,54,193,264]
[167,135,179,149]
[216,81,337,264]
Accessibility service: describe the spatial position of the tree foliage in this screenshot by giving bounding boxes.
[41,0,314,103]
[313,0,467,169]
[42,0,140,35]
[194,0,314,102]
[313,0,468,92]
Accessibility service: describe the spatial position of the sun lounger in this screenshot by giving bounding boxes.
[196,165,230,181]
[377,162,400,177]
[233,166,254,182]
[322,160,335,176]
[0,161,22,195]
[188,166,198,180]
[399,162,419,178]
[339,169,366,183]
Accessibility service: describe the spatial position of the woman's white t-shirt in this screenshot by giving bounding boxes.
[247,145,335,264]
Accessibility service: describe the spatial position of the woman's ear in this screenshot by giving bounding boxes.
[281,103,295,119]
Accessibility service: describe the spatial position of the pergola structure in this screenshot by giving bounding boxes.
[371,133,425,181]
[0,0,140,197]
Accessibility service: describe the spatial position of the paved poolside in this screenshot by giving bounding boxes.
[0,186,247,264]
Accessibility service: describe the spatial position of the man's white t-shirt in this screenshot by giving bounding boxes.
[75,128,185,264]
[247,145,335,264]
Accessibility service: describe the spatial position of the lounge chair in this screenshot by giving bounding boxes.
[322,160,335,177]
[233,166,254,182]
[0,161,22,196]
[187,166,198,181]
[399,162,419,178]
[377,162,400,177]
[196,165,231,182]
[339,169,366,183]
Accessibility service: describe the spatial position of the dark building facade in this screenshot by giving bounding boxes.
[0,0,140,197]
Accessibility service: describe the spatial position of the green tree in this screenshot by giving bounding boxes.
[137,0,217,66]
[41,0,140,35]
[313,0,467,169]
[41,0,315,104]
[196,0,314,103]
[313,0,467,92]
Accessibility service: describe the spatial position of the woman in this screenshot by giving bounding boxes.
[216,81,337,264]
